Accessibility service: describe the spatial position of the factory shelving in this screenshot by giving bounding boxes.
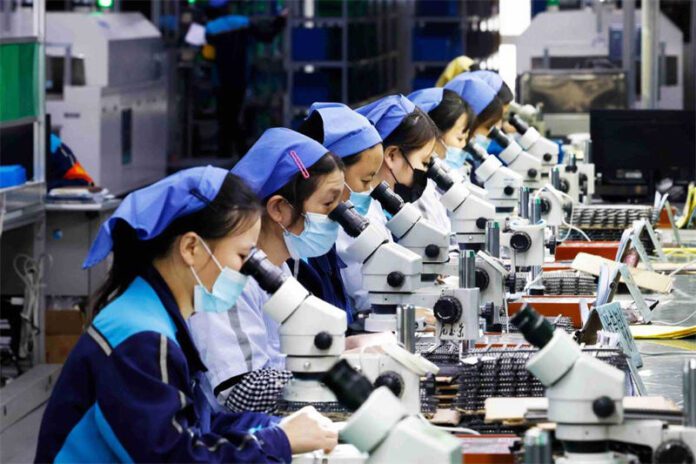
[283,0,401,126]
[0,0,50,433]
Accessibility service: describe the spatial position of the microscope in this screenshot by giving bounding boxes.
[370,182,451,277]
[501,197,546,294]
[241,248,347,406]
[426,157,497,251]
[538,173,573,239]
[488,127,543,190]
[476,221,509,329]
[464,140,524,216]
[321,360,461,464]
[512,304,696,463]
[508,113,558,169]
[554,158,581,205]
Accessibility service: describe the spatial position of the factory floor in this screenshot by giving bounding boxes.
[2,273,694,463]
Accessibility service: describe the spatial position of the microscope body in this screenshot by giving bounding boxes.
[439,178,497,249]
[386,202,451,276]
[340,387,461,464]
[490,127,543,190]
[558,165,581,204]
[539,188,569,229]
[518,126,559,168]
[475,156,524,214]
[475,251,508,318]
[577,162,595,203]
[501,220,546,269]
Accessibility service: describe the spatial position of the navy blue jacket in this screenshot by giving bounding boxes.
[290,246,354,324]
[35,267,291,463]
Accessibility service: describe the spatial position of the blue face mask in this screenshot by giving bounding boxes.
[191,238,248,313]
[444,146,467,170]
[473,134,491,151]
[345,184,373,217]
[283,212,339,260]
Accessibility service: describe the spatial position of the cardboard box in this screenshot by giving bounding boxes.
[45,309,84,335]
[46,334,81,364]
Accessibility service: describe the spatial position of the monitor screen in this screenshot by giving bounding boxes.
[590,110,695,201]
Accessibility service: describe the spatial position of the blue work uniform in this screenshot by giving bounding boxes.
[290,245,354,324]
[35,266,291,463]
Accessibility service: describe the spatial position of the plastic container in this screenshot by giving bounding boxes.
[0,165,27,188]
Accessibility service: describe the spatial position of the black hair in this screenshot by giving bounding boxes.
[472,96,504,138]
[267,152,345,222]
[428,89,475,136]
[89,173,262,317]
[383,107,438,155]
[496,81,514,105]
[297,110,380,168]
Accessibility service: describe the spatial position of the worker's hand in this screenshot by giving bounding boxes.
[416,306,436,329]
[279,406,338,455]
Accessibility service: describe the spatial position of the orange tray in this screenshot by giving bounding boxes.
[554,241,619,261]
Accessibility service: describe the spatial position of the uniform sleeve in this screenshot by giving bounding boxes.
[94,331,291,463]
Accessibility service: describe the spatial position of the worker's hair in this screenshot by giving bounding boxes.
[471,97,504,138]
[496,81,514,105]
[297,111,379,167]
[266,152,345,223]
[428,89,475,136]
[383,107,439,155]
[88,173,262,318]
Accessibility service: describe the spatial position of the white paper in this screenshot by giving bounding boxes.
[185,23,207,46]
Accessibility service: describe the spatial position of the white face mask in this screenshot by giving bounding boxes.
[190,237,248,313]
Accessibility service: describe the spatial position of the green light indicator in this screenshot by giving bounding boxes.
[97,0,113,9]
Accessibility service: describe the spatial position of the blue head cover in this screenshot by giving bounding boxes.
[232,127,328,199]
[307,102,382,158]
[407,88,444,114]
[444,74,497,117]
[468,70,504,93]
[83,166,228,269]
[355,95,416,140]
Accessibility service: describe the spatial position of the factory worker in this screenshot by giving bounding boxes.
[297,102,384,315]
[467,69,516,137]
[408,87,476,233]
[355,95,439,227]
[189,129,345,414]
[435,55,478,87]
[444,74,503,148]
[36,166,337,463]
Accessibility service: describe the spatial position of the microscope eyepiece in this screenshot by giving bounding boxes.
[240,248,287,295]
[464,141,488,162]
[426,158,455,192]
[510,304,554,349]
[329,201,370,238]
[321,360,374,412]
[509,114,530,134]
[487,127,510,148]
[371,181,404,216]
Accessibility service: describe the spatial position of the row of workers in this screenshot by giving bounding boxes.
[35,68,514,462]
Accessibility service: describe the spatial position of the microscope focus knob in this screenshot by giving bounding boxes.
[503,185,515,196]
[374,371,404,398]
[314,331,333,350]
[425,244,441,258]
[475,268,490,290]
[527,168,538,178]
[559,179,570,193]
[510,231,532,252]
[539,198,550,214]
[433,296,462,324]
[592,396,615,418]
[543,153,553,162]
[654,440,695,464]
[476,217,488,230]
[387,271,405,288]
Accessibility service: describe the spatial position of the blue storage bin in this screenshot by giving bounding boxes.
[292,28,329,61]
[292,72,331,106]
[412,33,462,61]
[416,0,458,16]
[0,164,27,188]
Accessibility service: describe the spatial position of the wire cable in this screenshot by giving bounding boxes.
[651,309,696,326]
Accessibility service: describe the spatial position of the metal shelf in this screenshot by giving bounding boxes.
[290,52,398,71]
[0,36,39,45]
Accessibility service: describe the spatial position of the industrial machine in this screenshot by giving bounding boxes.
[426,158,497,251]
[464,141,524,215]
[513,305,696,463]
[46,12,168,195]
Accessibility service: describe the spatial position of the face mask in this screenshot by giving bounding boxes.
[190,238,248,313]
[345,183,373,216]
[282,211,339,260]
[473,134,491,151]
[444,146,467,170]
[389,151,428,203]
